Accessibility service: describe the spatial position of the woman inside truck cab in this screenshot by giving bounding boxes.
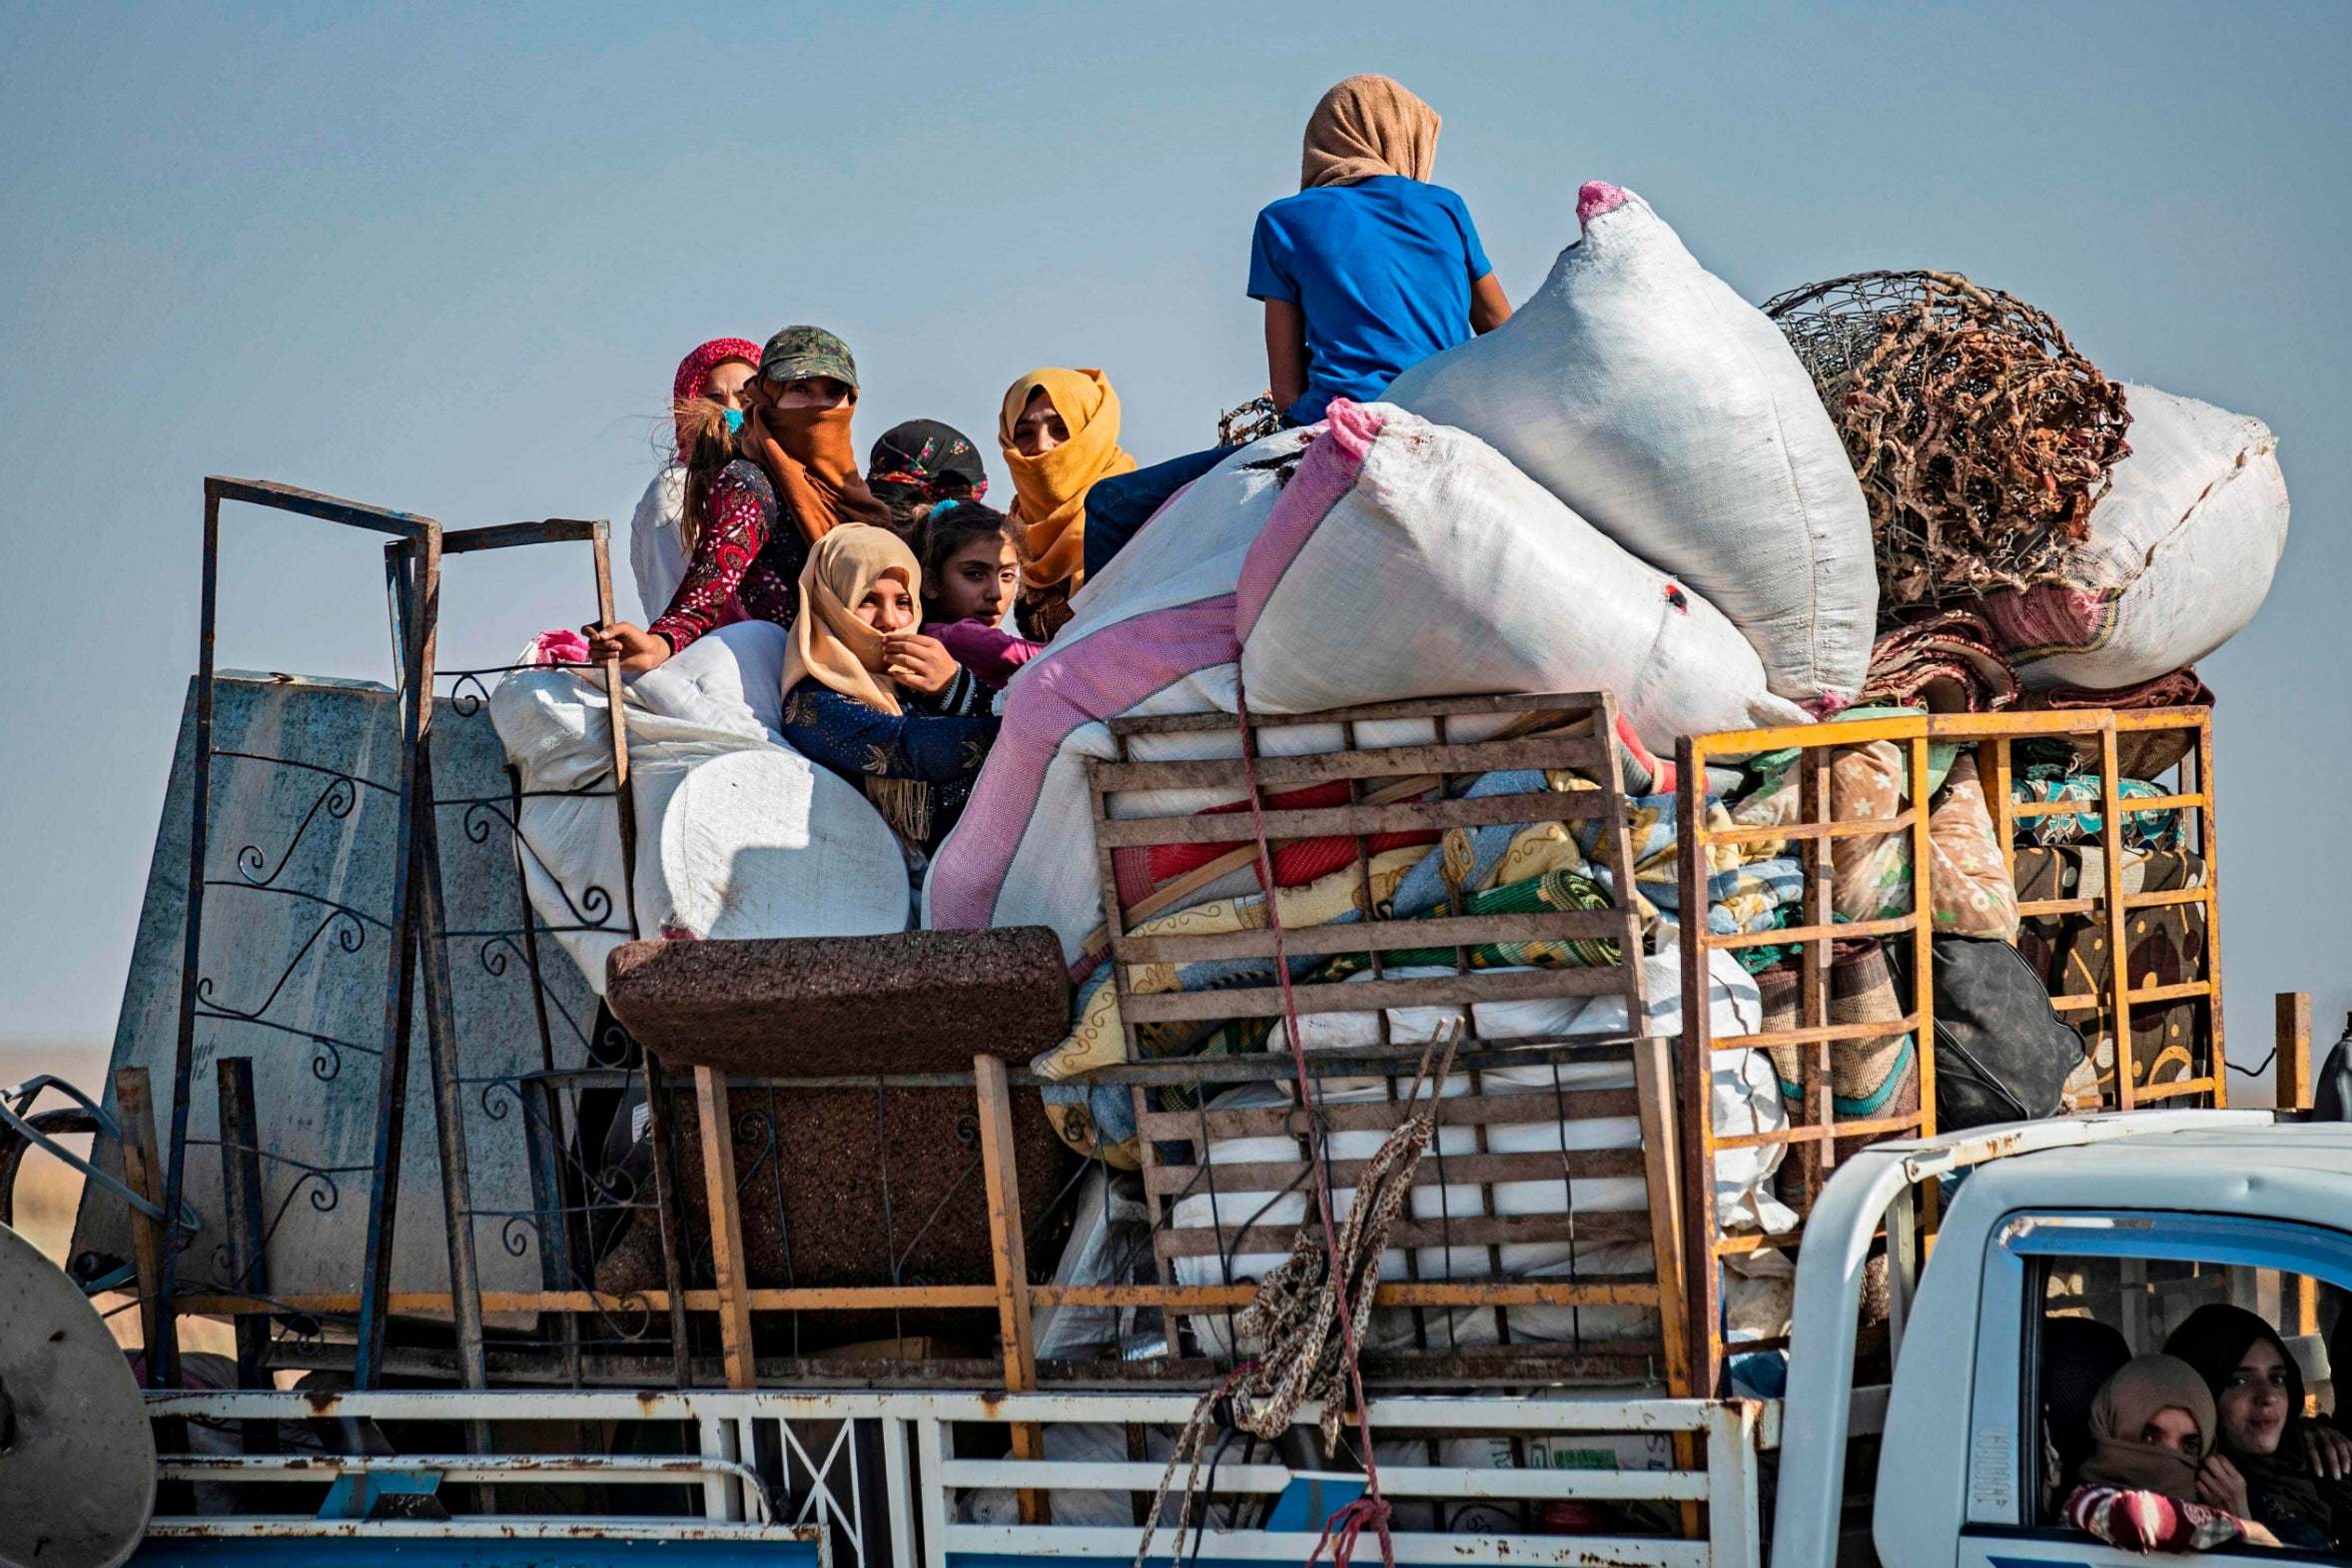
[2063,1353,2281,1552]
[586,327,894,672]
[2167,1304,2352,1552]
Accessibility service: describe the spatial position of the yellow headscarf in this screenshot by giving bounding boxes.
[997,367,1138,591]
[1300,74,1440,190]
[780,524,922,716]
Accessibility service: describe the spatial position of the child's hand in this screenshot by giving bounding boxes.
[883,632,958,695]
[582,621,670,673]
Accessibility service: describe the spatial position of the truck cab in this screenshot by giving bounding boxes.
[1776,1111,2352,1568]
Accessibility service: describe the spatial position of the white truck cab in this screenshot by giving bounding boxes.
[1775,1110,2352,1568]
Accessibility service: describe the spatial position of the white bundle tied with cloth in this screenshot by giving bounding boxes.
[1975,385,2289,689]
[488,621,909,993]
[1385,182,1876,711]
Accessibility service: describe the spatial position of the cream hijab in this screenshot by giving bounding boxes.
[779,524,922,715]
[2080,1353,2217,1501]
[1300,74,1440,190]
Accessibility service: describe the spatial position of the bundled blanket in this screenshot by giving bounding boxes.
[1856,610,2019,714]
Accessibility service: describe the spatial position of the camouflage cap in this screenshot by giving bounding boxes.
[759,326,858,390]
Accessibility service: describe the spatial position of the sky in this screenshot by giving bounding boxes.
[2,0,2347,1086]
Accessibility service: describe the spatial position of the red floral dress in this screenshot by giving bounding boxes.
[647,461,809,653]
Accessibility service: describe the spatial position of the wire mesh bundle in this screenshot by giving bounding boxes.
[1763,271,2132,612]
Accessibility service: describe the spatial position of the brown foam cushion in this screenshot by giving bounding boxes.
[605,928,1072,1076]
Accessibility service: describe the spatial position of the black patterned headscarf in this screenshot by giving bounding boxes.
[868,419,989,505]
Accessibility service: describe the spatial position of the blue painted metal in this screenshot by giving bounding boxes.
[132,1540,820,1568]
[315,1466,443,1520]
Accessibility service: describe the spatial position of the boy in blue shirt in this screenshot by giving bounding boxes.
[1248,74,1511,423]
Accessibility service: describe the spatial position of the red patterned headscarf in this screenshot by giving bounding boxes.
[671,338,763,457]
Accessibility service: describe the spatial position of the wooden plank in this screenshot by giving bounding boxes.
[1143,1147,1649,1195]
[1092,790,1609,849]
[1707,912,1917,951]
[973,1055,1047,1525]
[1151,1208,1656,1257]
[1632,1029,1691,1396]
[2049,980,2213,1013]
[2276,993,2313,1111]
[2009,792,2205,819]
[1714,1111,1929,1152]
[1136,1088,1644,1141]
[1703,810,1917,848]
[1717,1014,1923,1051]
[1801,747,1833,1196]
[1985,736,2015,893]
[2098,722,2136,1113]
[1113,909,1625,967]
[1088,733,1607,792]
[2197,713,2228,1103]
[1907,734,1938,1143]
[114,1067,168,1355]
[1118,965,1632,1024]
[693,1064,756,1389]
[1107,692,1605,735]
[1674,735,1723,1397]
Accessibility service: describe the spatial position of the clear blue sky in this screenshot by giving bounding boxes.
[3,1,2347,1073]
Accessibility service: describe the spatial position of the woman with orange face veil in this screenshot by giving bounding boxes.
[996,366,1137,640]
[586,326,894,672]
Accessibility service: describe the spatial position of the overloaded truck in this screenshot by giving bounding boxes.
[0,225,2314,1568]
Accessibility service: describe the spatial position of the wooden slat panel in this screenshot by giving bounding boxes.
[1144,1146,1649,1195]
[1107,692,1606,736]
[1120,965,1634,1024]
[1093,790,1608,848]
[1090,734,1606,793]
[1135,1089,1644,1142]
[1152,1208,1655,1258]
[1113,909,1628,967]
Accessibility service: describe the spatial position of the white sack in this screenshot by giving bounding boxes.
[488,622,909,994]
[1977,385,2289,689]
[1384,182,1875,709]
[1173,952,1793,1353]
[1234,402,1808,748]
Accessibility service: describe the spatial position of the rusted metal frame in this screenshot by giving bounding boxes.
[385,537,493,1401]
[1156,1207,1654,1257]
[1906,733,1938,1155]
[1718,1013,1925,1051]
[518,1074,585,1386]
[1136,1086,1645,1140]
[1086,734,1606,793]
[1113,909,1622,967]
[2277,993,2317,1334]
[1675,735,1724,1395]
[973,1055,1049,1522]
[1707,809,1917,847]
[437,516,605,555]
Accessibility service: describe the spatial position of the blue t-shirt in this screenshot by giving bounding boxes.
[1246,176,1492,424]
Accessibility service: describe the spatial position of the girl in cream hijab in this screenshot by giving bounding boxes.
[778,524,1001,858]
[2063,1353,2278,1553]
[998,366,1137,640]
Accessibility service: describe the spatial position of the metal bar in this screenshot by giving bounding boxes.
[940,1524,1709,1567]
[2198,711,2228,1102]
[1111,908,1625,966]
[1107,691,1607,734]
[2097,722,2135,1110]
[150,483,222,1388]
[204,475,435,537]
[1907,734,1937,1146]
[213,1057,276,1458]
[1118,965,1631,1024]
[1704,811,1917,847]
[2277,993,2312,1111]
[695,1064,758,1389]
[1086,734,1608,792]
[438,517,606,553]
[355,536,436,1386]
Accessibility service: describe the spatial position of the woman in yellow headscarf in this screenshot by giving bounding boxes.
[778,524,1001,857]
[997,367,1137,639]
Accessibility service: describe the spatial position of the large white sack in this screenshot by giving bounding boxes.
[1385,182,1876,709]
[1175,952,1793,1353]
[1064,427,1314,622]
[488,622,909,993]
[1235,402,1808,747]
[1976,385,2288,689]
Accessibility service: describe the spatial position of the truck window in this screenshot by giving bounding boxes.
[1973,1211,2351,1561]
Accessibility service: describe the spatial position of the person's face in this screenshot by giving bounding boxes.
[2141,1406,2205,1459]
[935,535,1020,626]
[1013,389,1069,456]
[704,360,755,410]
[2216,1338,2293,1456]
[854,573,918,635]
[766,375,852,410]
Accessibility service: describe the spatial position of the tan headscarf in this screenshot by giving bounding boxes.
[738,395,894,547]
[2080,1354,2217,1501]
[1300,74,1440,190]
[997,368,1138,591]
[780,524,922,716]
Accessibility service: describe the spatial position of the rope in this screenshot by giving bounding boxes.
[1133,677,1462,1568]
